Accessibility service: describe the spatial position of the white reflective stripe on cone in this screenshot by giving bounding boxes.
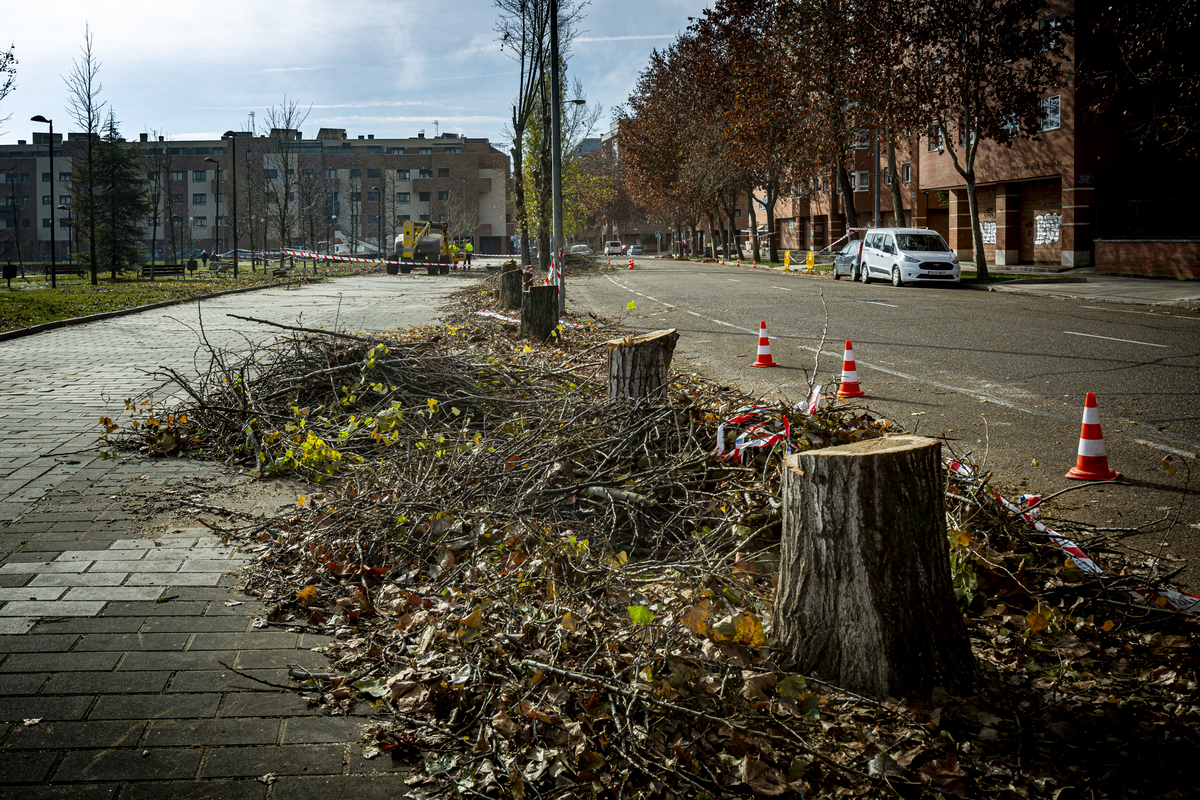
[1078,438,1108,458]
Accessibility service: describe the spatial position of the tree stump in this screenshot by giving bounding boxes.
[776,435,975,697]
[500,260,522,310]
[605,329,679,401]
[520,285,559,340]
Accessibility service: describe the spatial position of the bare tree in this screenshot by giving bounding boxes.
[142,128,171,266]
[263,98,310,267]
[0,43,16,135]
[63,23,105,284]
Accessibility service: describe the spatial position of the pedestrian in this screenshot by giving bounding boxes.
[449,241,458,269]
[201,250,209,268]
[465,240,473,268]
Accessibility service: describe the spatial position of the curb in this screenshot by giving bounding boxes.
[0,276,322,343]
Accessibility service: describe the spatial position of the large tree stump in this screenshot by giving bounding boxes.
[776,435,975,697]
[605,329,679,401]
[500,260,522,310]
[520,285,559,340]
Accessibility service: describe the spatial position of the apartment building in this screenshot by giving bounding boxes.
[0,128,512,262]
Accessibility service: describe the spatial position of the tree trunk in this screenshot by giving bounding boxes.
[606,329,678,401]
[887,138,906,227]
[520,284,558,340]
[776,435,975,697]
[747,186,760,262]
[965,171,989,279]
[500,260,522,310]
[836,162,858,231]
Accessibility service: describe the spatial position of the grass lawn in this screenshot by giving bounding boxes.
[0,260,384,334]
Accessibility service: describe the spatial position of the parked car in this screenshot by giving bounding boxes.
[859,227,960,286]
[628,244,644,256]
[604,241,623,256]
[832,238,863,280]
[569,244,592,256]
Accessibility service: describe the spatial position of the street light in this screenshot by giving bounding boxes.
[222,131,239,277]
[31,115,56,288]
[203,156,220,263]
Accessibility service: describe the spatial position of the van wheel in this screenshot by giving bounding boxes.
[860,264,871,284]
[892,266,905,287]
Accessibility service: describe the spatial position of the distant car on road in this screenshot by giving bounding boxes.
[628,244,643,256]
[604,241,623,256]
[832,239,863,280]
[569,244,592,256]
[859,227,960,286]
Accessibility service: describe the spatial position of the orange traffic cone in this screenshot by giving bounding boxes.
[1065,393,1120,481]
[836,340,868,398]
[607,257,611,268]
[752,257,757,269]
[628,257,635,270]
[750,321,779,368]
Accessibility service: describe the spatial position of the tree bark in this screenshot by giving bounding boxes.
[520,284,558,340]
[887,137,906,227]
[500,260,522,310]
[776,435,975,697]
[605,329,678,401]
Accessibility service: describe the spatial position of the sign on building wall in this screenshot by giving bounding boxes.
[1034,212,1061,246]
[980,221,997,245]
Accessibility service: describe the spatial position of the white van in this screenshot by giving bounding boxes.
[604,241,623,256]
[859,227,960,286]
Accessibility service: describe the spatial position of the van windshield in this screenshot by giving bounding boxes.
[896,233,950,252]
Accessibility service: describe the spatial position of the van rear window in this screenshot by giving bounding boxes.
[896,233,949,252]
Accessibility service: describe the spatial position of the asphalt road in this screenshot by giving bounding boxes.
[566,258,1200,589]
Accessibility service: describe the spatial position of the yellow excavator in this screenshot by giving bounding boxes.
[390,220,451,275]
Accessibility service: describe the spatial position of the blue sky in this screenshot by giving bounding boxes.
[2,0,706,151]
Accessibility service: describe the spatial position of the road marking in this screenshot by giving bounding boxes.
[861,301,899,308]
[728,279,741,283]
[1064,331,1169,348]
[770,286,792,291]
[1084,306,1200,320]
[1135,439,1199,458]
[686,311,701,317]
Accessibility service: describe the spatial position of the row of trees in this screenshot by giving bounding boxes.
[617,0,1070,278]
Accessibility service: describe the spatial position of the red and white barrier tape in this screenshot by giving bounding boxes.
[946,459,1200,612]
[716,405,792,464]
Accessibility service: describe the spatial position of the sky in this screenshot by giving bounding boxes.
[1,0,708,153]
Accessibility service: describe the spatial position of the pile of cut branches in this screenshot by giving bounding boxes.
[104,279,1200,799]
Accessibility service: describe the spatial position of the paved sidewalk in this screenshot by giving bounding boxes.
[0,275,463,798]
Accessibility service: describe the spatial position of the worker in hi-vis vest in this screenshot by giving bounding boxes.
[464,240,473,268]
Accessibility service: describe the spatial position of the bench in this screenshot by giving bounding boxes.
[141,264,187,278]
[47,264,86,277]
[202,263,227,276]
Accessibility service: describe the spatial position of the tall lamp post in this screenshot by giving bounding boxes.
[222,131,239,277]
[203,157,220,262]
[31,115,56,288]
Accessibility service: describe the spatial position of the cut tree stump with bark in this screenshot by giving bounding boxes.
[605,329,679,401]
[500,260,522,310]
[520,285,559,340]
[775,435,975,697]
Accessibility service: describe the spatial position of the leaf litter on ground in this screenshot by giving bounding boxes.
[104,271,1200,799]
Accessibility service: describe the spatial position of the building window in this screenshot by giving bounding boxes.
[59,195,69,205]
[215,193,223,205]
[438,168,450,177]
[368,214,379,225]
[169,170,184,181]
[884,168,891,186]
[1040,14,1062,51]
[436,191,449,201]
[193,170,206,182]
[21,196,29,205]
[853,170,869,192]
[852,130,869,150]
[301,169,313,179]
[264,168,278,180]
[367,191,379,202]
[419,214,429,221]
[324,168,337,179]
[41,172,50,182]
[1040,95,1061,131]
[418,147,432,155]
[419,191,431,202]
[928,124,945,151]
[734,209,741,218]
[171,217,181,227]
[902,163,911,183]
[351,191,361,202]
[397,169,410,180]
[20,173,29,182]
[367,168,380,179]
[59,172,72,183]
[287,168,294,177]
[21,218,29,228]
[350,214,360,226]
[147,171,159,182]
[43,217,52,228]
[396,192,410,203]
[418,168,432,178]
[193,193,207,204]
[213,147,224,155]
[349,169,361,179]
[170,147,185,156]
[195,147,209,155]
[444,147,461,154]
[389,147,404,155]
[59,218,70,228]
[192,216,207,228]
[170,193,184,203]
[3,173,14,183]
[216,215,226,226]
[42,195,51,205]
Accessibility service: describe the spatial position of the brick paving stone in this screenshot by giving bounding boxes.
[73,632,191,652]
[0,634,78,653]
[0,695,94,720]
[43,671,172,695]
[121,781,266,800]
[117,650,239,672]
[125,572,223,587]
[266,775,412,799]
[0,784,117,800]
[1,560,92,573]
[23,540,110,552]
[31,572,128,586]
[189,632,300,650]
[30,617,144,634]
[102,600,206,616]
[3,750,60,783]
[167,669,294,694]
[281,716,364,744]
[217,693,324,718]
[235,649,330,671]
[346,747,415,775]
[4,552,59,563]
[0,617,34,633]
[63,587,164,602]
[3,720,146,750]
[198,743,344,779]
[0,672,49,694]
[0,587,67,601]
[88,693,221,721]
[1,651,122,672]
[1,600,106,616]
[86,559,179,572]
[53,747,203,782]
[141,616,248,634]
[143,718,281,747]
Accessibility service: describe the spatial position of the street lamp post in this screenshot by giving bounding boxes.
[204,156,220,264]
[31,115,56,288]
[222,131,239,277]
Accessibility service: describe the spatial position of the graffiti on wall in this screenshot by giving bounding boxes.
[980,221,997,245]
[1034,212,1061,246]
